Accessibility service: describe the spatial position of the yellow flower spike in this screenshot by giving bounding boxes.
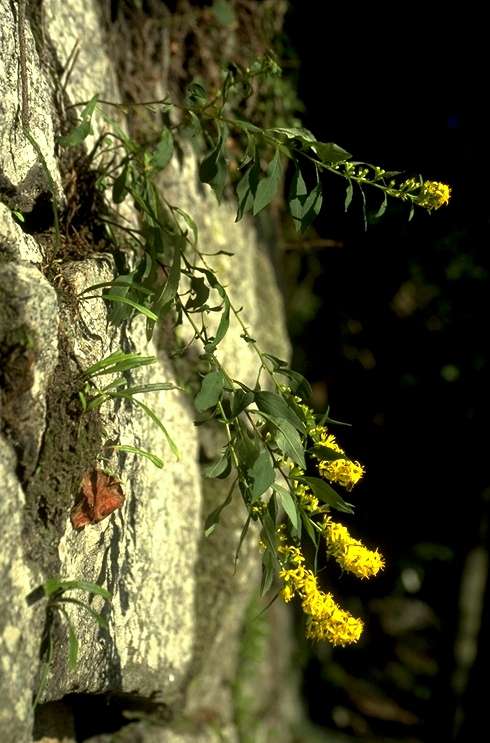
[318,457,365,491]
[323,516,385,579]
[310,427,365,491]
[278,541,364,646]
[416,180,451,210]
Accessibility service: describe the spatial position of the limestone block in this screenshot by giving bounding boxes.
[0,0,62,211]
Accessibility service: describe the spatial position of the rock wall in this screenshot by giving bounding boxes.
[0,1,301,742]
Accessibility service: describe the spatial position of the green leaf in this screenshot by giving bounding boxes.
[288,165,307,232]
[298,476,354,514]
[230,389,254,418]
[260,547,275,596]
[199,125,228,203]
[268,127,316,147]
[272,417,306,469]
[234,515,251,569]
[173,206,198,245]
[42,579,111,600]
[185,81,208,109]
[248,448,275,500]
[301,182,323,232]
[58,119,92,146]
[194,371,225,412]
[235,160,259,222]
[288,166,323,232]
[262,353,289,370]
[254,390,305,432]
[121,382,179,395]
[186,276,210,311]
[204,481,236,536]
[80,279,154,298]
[260,509,279,595]
[309,445,347,462]
[204,451,231,479]
[313,141,351,164]
[151,127,173,171]
[148,245,181,340]
[204,294,230,353]
[103,293,158,321]
[274,484,300,532]
[112,445,164,468]
[56,597,109,630]
[151,246,181,313]
[344,181,354,211]
[82,351,157,379]
[375,192,388,219]
[58,96,97,146]
[253,149,282,215]
[113,394,180,459]
[112,163,129,203]
[301,511,319,548]
[360,184,367,231]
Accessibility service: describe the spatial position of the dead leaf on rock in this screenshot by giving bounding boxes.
[71,469,124,529]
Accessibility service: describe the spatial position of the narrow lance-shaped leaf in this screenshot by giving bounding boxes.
[298,476,354,514]
[204,293,230,353]
[273,484,300,532]
[253,149,282,216]
[199,125,228,203]
[112,444,164,468]
[375,192,388,218]
[254,390,305,432]
[300,181,323,233]
[272,417,306,470]
[313,141,352,164]
[112,162,129,203]
[345,180,354,212]
[235,160,259,222]
[151,127,173,171]
[204,480,236,536]
[58,96,98,146]
[204,450,232,479]
[248,447,275,500]
[288,165,308,232]
[113,394,180,460]
[103,293,158,322]
[194,371,225,412]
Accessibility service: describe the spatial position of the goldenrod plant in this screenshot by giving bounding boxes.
[58,58,449,646]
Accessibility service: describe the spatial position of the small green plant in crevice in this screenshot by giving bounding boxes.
[77,349,180,469]
[55,58,450,647]
[27,578,111,708]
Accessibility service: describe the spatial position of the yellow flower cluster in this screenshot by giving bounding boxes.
[416,180,451,210]
[278,540,364,646]
[311,426,365,491]
[398,178,451,210]
[295,480,319,513]
[323,516,385,579]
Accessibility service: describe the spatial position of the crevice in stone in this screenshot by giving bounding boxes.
[17,189,57,234]
[22,328,106,575]
[33,692,172,742]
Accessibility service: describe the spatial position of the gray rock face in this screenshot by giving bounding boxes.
[0,2,300,742]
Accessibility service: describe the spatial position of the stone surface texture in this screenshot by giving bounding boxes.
[0,2,300,742]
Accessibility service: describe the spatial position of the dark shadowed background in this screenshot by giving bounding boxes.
[283,3,489,741]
